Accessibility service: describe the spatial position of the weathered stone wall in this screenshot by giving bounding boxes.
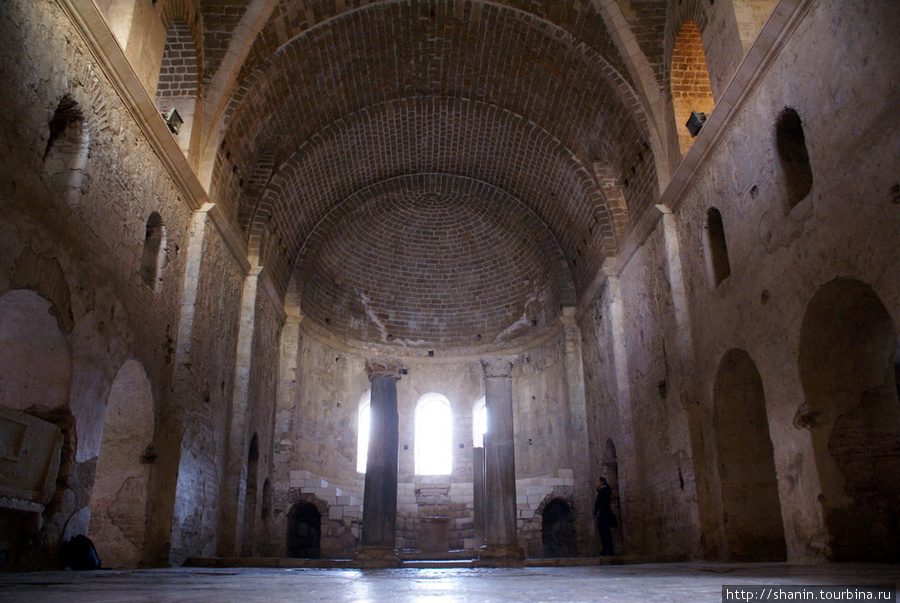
[592,0,900,563]
[665,0,899,562]
[241,283,283,557]
[614,227,702,558]
[0,0,251,569]
[167,218,244,564]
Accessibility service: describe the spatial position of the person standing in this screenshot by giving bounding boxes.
[593,477,616,556]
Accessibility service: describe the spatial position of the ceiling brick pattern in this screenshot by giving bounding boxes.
[298,174,573,350]
[200,0,251,86]
[248,97,623,302]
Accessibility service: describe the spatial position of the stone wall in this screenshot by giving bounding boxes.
[0,0,250,569]
[581,0,900,563]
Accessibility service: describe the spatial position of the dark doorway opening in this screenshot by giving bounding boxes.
[287,502,322,559]
[541,498,576,558]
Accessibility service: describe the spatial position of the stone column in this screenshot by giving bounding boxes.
[356,355,403,567]
[473,446,485,549]
[560,306,594,556]
[477,357,524,565]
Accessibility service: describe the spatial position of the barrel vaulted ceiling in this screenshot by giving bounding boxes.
[186,0,683,352]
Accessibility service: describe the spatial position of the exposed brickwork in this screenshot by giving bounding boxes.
[199,0,250,86]
[232,0,631,100]
[208,0,659,304]
[619,0,670,90]
[298,174,572,349]
[671,20,715,154]
[156,19,201,99]
[240,96,646,317]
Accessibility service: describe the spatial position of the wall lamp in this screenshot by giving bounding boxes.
[161,108,183,135]
[686,111,708,137]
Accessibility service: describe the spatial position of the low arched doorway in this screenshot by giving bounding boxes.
[541,498,576,558]
[799,278,900,561]
[287,502,321,559]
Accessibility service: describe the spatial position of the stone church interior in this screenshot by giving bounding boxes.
[0,0,898,589]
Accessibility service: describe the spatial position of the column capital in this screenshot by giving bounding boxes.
[365,355,404,380]
[480,356,514,378]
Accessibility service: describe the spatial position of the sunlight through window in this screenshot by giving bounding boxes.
[356,390,371,473]
[415,393,452,475]
[472,396,487,447]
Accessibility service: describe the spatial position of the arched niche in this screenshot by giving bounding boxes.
[240,434,259,557]
[0,290,72,412]
[87,360,154,569]
[540,498,577,558]
[799,278,900,561]
[713,349,786,561]
[287,502,322,559]
[704,207,731,288]
[42,95,89,207]
[775,107,813,209]
[140,212,167,289]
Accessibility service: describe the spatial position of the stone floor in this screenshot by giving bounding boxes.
[0,562,897,602]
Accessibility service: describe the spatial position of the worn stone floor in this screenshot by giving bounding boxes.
[0,562,897,602]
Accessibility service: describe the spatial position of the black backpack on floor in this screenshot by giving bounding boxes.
[61,534,102,570]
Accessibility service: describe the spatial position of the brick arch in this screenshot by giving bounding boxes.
[246,97,619,305]
[212,0,659,236]
[534,489,578,518]
[8,250,74,334]
[222,0,644,137]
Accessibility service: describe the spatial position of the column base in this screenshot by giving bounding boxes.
[353,546,401,568]
[475,543,525,567]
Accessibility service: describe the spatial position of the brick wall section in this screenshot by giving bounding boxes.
[619,0,670,90]
[671,20,715,154]
[298,174,572,350]
[200,0,250,86]
[156,19,200,99]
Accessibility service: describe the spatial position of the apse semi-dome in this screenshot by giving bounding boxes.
[298,174,574,351]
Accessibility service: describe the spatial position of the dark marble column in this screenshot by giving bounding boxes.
[473,446,485,550]
[478,357,524,565]
[356,356,403,567]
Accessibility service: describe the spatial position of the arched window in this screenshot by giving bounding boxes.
[356,390,371,473]
[415,393,452,475]
[775,107,813,208]
[140,212,166,289]
[704,207,731,287]
[472,396,487,447]
[43,94,89,207]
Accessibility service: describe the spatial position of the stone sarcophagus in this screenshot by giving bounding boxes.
[0,406,63,513]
